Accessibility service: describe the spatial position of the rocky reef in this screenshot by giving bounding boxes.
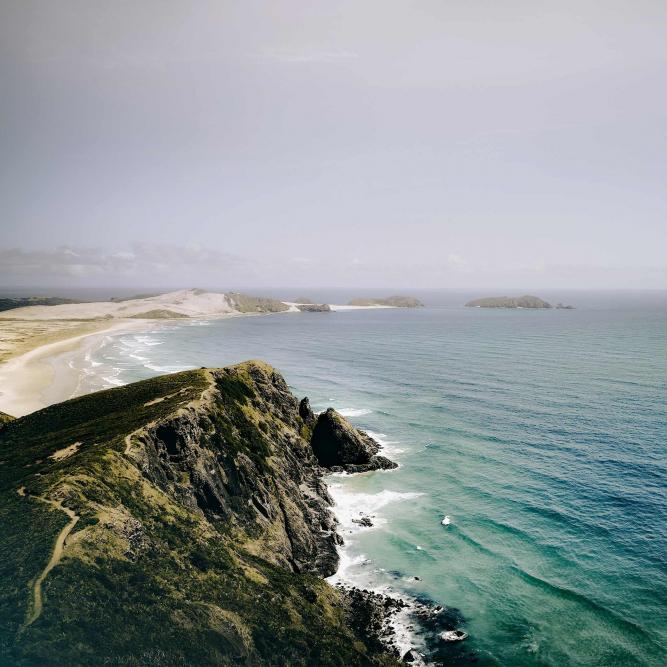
[296,303,332,312]
[0,361,411,665]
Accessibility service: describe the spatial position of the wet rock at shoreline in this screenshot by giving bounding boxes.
[310,408,398,473]
[352,514,374,527]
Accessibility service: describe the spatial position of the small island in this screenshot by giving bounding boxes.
[348,296,424,308]
[465,295,553,309]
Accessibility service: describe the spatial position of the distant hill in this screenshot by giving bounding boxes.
[0,297,78,313]
[225,292,290,313]
[0,289,290,321]
[465,295,553,309]
[348,296,424,308]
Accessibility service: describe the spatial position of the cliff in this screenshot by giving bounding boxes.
[0,361,400,666]
[465,295,552,309]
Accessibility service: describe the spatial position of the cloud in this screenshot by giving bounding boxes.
[0,244,255,285]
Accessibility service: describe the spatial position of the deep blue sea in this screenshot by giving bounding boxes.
[74,290,667,665]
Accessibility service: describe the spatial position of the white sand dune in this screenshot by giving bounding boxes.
[0,289,237,321]
[0,289,397,416]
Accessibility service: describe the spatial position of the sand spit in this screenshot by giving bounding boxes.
[0,289,238,321]
[0,289,400,417]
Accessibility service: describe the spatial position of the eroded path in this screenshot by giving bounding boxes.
[24,495,79,627]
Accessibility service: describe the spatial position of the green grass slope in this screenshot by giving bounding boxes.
[0,362,397,666]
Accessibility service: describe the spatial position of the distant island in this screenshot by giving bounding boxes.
[465,295,573,309]
[348,296,424,308]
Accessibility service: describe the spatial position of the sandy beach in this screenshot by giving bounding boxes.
[0,319,152,417]
[0,289,400,418]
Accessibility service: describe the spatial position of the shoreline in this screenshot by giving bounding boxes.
[0,319,154,417]
[0,301,400,419]
[325,431,434,661]
[0,308,441,662]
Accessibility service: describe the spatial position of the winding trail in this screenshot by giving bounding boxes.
[24,496,79,627]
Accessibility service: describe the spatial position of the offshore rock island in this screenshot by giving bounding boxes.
[0,360,443,665]
[465,295,574,309]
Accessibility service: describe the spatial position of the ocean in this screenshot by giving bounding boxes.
[66,290,667,665]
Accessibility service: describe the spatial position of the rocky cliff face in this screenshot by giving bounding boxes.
[0,361,399,666]
[311,408,398,473]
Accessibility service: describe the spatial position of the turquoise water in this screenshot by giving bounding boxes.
[82,291,667,665]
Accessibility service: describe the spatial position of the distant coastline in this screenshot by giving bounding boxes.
[0,289,424,417]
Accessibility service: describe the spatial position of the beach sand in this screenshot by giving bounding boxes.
[0,319,149,417]
[0,289,395,418]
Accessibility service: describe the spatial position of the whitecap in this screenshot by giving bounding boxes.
[338,407,373,417]
[366,430,405,456]
[101,375,125,387]
[328,486,423,536]
[144,363,192,373]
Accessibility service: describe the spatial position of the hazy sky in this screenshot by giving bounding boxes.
[1,1,666,289]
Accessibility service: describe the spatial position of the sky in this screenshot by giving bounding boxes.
[1,1,666,290]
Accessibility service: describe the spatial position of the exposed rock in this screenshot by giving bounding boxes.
[352,515,374,527]
[296,303,331,312]
[310,408,397,472]
[299,396,315,425]
[402,648,421,663]
[340,585,407,656]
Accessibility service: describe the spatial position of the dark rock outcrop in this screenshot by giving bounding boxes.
[299,396,315,425]
[311,408,397,473]
[296,303,331,312]
[352,515,374,527]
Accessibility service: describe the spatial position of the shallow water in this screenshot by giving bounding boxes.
[84,290,667,665]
